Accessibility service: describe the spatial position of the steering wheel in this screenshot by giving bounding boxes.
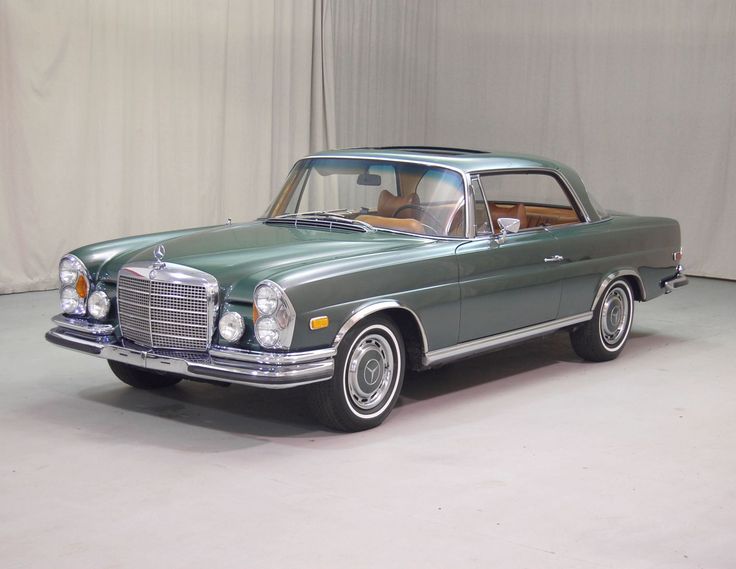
[392,204,444,233]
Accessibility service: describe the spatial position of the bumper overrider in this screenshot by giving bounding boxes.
[45,315,335,389]
[662,264,689,294]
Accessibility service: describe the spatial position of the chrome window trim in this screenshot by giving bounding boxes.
[470,174,494,235]
[423,312,593,367]
[299,155,474,239]
[469,167,592,225]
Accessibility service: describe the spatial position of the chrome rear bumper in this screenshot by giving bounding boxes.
[46,316,335,389]
[662,265,689,294]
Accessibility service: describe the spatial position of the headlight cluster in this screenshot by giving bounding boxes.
[216,282,295,349]
[253,280,295,349]
[58,255,110,319]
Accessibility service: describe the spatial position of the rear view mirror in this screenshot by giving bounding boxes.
[357,173,382,186]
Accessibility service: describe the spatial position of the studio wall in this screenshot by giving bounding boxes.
[1,0,734,293]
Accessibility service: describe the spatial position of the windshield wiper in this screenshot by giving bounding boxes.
[269,210,375,231]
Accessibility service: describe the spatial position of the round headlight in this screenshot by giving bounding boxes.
[219,311,245,343]
[255,317,280,348]
[254,283,279,315]
[59,256,83,286]
[60,286,81,314]
[88,290,110,319]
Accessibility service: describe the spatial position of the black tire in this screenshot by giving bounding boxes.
[308,316,405,432]
[570,279,635,362]
[108,360,183,389]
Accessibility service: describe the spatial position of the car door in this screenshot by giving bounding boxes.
[454,174,564,342]
[455,233,563,342]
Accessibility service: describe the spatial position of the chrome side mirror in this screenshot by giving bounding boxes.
[494,217,520,244]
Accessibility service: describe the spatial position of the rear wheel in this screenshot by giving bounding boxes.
[108,360,183,389]
[570,279,634,362]
[309,316,405,431]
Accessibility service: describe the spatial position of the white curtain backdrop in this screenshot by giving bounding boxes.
[1,0,734,293]
[0,0,333,293]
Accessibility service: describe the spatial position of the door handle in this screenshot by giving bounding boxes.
[544,255,564,263]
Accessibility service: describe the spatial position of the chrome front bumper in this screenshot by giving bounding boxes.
[46,315,335,389]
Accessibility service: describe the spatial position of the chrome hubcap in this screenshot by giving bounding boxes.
[600,287,629,345]
[347,333,394,410]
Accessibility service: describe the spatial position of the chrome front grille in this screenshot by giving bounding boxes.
[117,264,217,352]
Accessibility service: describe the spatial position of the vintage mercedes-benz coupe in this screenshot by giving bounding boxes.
[46,147,688,431]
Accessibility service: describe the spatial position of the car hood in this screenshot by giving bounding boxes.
[83,221,432,299]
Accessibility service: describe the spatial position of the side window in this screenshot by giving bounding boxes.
[471,177,492,235]
[479,173,582,231]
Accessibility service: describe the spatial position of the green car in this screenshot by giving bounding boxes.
[46,147,688,431]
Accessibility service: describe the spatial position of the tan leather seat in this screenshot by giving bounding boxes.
[490,203,527,231]
[377,190,419,219]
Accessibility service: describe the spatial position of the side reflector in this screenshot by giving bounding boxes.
[309,316,329,330]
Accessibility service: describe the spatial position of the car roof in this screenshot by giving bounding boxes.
[307,146,568,175]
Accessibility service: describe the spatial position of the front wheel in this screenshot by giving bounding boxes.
[108,360,183,389]
[309,316,405,431]
[570,279,635,362]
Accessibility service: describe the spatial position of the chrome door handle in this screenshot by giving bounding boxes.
[544,255,564,263]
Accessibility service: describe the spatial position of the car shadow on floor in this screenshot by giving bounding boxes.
[71,327,681,444]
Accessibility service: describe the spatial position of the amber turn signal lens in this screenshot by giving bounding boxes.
[75,275,89,298]
[309,316,329,330]
[252,304,260,323]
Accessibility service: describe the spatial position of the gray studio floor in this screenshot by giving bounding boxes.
[1,277,734,569]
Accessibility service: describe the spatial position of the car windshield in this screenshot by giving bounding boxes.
[263,158,467,237]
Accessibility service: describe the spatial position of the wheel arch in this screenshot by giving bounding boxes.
[331,301,428,371]
[591,269,645,310]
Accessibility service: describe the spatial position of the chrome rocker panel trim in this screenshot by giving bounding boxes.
[45,325,334,389]
[423,312,593,367]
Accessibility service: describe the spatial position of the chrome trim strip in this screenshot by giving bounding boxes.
[467,166,592,223]
[52,314,116,336]
[591,269,646,309]
[332,300,430,353]
[209,345,337,365]
[301,155,474,239]
[423,312,593,367]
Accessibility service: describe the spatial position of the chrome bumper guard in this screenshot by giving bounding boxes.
[662,265,689,294]
[46,315,335,389]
